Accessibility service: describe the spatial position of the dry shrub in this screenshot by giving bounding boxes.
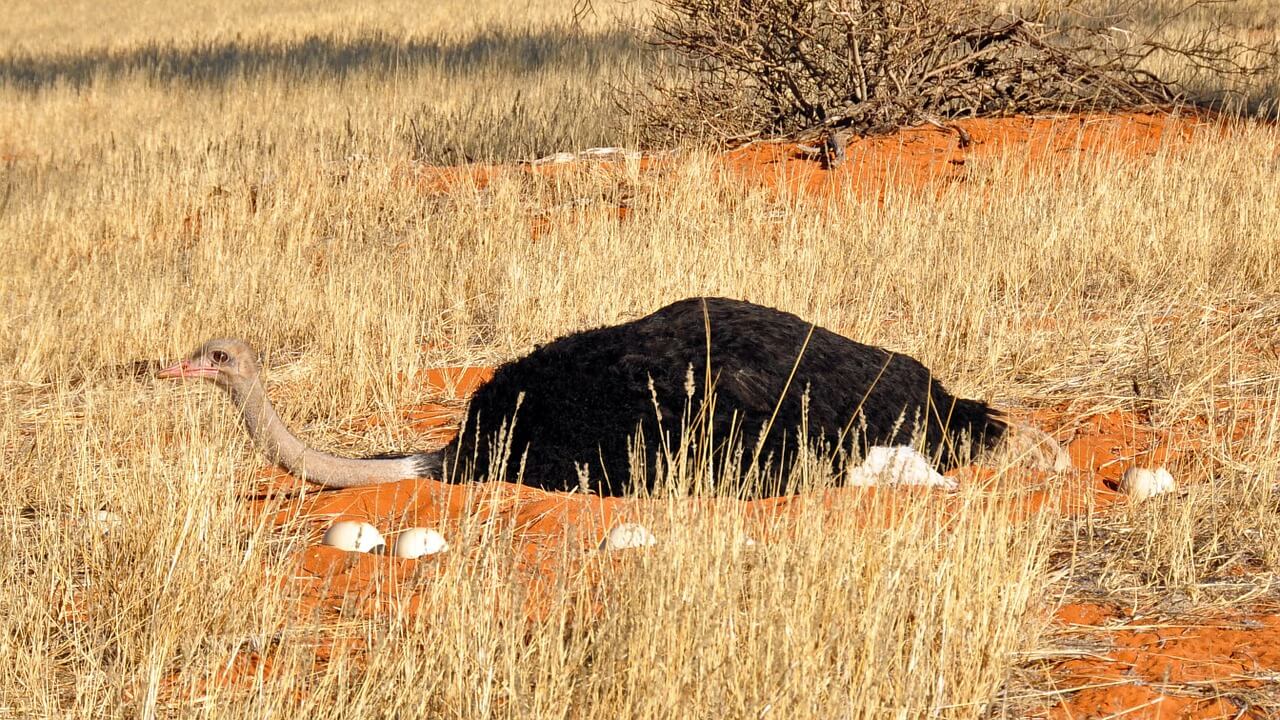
[640,0,1275,141]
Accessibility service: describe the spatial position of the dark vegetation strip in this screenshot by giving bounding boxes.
[0,27,644,91]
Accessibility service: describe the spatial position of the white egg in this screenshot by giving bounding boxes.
[600,523,658,551]
[81,510,124,536]
[392,527,449,559]
[846,446,958,490]
[1120,466,1177,502]
[321,520,386,553]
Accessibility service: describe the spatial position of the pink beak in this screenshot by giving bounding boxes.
[157,359,218,380]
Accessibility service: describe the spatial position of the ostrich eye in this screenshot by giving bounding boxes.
[210,350,230,364]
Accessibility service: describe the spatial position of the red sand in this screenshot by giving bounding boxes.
[399,112,1216,206]
[718,112,1212,199]
[1044,603,1280,719]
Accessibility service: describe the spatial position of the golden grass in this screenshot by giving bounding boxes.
[2,0,1279,716]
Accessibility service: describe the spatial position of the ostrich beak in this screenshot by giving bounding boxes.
[157,359,218,380]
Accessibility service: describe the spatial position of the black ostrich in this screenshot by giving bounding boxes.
[160,297,1067,497]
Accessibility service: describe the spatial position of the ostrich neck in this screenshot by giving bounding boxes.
[230,376,424,488]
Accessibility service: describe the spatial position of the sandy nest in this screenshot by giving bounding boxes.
[159,111,1277,718]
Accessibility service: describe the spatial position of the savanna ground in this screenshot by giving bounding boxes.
[2,0,1280,717]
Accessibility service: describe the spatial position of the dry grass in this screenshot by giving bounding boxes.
[2,0,1279,716]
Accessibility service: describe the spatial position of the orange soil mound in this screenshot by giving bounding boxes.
[719,112,1213,199]
[399,112,1216,205]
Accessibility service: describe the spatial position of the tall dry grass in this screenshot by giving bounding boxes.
[2,0,1279,716]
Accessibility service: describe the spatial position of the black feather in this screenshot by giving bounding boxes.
[442,297,1006,497]
[363,451,444,478]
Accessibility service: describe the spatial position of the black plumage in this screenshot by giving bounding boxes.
[439,297,1006,497]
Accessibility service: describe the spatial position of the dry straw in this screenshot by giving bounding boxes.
[2,0,1279,716]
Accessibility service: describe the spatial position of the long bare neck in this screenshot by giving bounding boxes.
[228,375,427,488]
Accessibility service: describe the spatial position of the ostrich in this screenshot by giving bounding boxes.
[159,297,1068,496]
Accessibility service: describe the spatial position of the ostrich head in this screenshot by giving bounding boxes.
[157,338,261,393]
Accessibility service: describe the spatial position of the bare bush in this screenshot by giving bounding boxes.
[640,0,1275,142]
